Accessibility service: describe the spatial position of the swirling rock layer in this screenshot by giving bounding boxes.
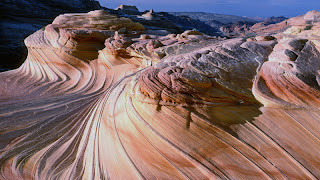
[137,38,276,106]
[0,0,101,70]
[1,10,320,179]
[253,11,320,110]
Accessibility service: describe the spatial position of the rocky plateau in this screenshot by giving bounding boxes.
[0,5,320,180]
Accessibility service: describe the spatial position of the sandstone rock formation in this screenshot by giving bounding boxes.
[253,17,320,110]
[137,37,275,106]
[2,2,231,71]
[1,10,320,180]
[0,0,101,70]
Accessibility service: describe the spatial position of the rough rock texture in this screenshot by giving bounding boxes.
[100,28,220,68]
[250,11,320,110]
[1,10,320,179]
[254,33,320,109]
[137,38,275,106]
[0,0,101,70]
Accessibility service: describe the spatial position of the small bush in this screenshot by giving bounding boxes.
[304,25,313,30]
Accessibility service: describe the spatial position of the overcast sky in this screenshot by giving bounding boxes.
[98,0,320,18]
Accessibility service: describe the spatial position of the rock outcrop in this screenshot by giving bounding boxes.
[2,2,235,71]
[0,0,101,70]
[115,4,140,15]
[1,9,320,180]
[253,12,320,110]
[137,38,275,106]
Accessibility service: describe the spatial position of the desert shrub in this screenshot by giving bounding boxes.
[304,25,312,30]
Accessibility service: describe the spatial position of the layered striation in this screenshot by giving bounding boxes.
[0,0,101,70]
[136,38,276,106]
[253,11,320,110]
[0,10,320,179]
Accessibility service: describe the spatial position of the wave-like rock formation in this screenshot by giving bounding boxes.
[253,38,320,109]
[1,10,320,179]
[0,0,101,70]
[253,10,320,110]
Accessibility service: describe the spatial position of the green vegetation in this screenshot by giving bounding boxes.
[304,25,313,30]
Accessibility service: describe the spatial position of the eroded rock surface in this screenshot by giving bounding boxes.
[1,10,320,180]
[136,38,276,106]
[0,0,101,70]
[254,35,320,110]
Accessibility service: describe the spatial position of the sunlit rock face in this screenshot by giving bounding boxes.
[136,38,276,106]
[253,37,320,109]
[253,11,320,110]
[250,10,320,36]
[0,10,144,100]
[1,10,320,179]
